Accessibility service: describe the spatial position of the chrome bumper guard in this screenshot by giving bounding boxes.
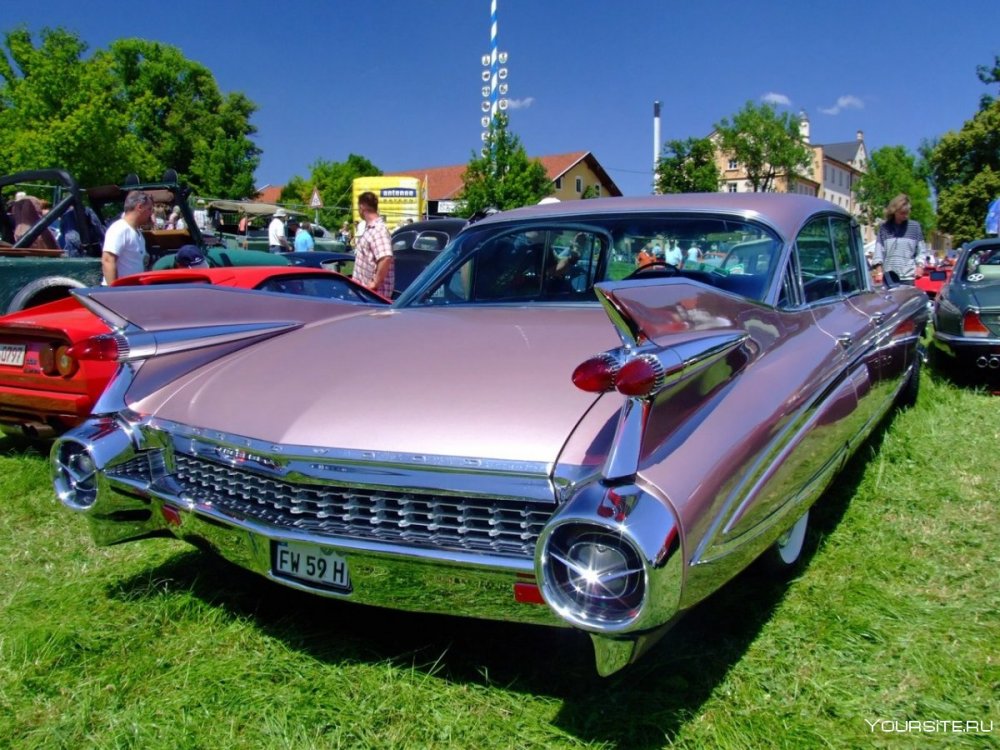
[52,417,687,675]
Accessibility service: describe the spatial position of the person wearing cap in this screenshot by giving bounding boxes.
[193,199,209,232]
[269,209,290,252]
[175,245,209,269]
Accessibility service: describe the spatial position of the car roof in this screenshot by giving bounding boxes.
[468,193,847,242]
[391,218,466,235]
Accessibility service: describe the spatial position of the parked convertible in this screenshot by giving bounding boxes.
[50,194,928,674]
[0,266,387,438]
[930,238,1000,379]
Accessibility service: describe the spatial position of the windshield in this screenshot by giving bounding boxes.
[396,213,784,307]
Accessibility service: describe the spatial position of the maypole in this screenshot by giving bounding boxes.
[480,0,509,156]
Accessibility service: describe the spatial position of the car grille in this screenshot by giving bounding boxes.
[172,454,553,558]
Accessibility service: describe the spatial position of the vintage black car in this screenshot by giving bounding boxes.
[930,238,1000,381]
[390,217,466,296]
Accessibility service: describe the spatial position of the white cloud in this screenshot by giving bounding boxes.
[819,95,864,115]
[505,97,535,110]
[761,92,791,107]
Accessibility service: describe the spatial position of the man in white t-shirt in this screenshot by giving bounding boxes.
[102,191,154,284]
[268,208,290,252]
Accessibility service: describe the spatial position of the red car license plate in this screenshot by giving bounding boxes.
[0,344,26,367]
[273,540,351,591]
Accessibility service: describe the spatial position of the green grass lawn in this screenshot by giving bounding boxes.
[1,371,997,749]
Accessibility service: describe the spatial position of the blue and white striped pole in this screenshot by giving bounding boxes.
[489,0,498,122]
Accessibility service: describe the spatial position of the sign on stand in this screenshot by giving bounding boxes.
[310,187,323,223]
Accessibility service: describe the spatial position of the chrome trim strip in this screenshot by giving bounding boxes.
[933,330,1000,346]
[603,398,646,481]
[91,361,140,416]
[120,322,303,361]
[147,416,557,503]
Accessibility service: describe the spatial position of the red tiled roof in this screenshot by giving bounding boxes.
[254,185,282,203]
[257,151,621,205]
[396,150,620,201]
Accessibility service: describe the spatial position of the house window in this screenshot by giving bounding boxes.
[728,158,739,170]
[575,177,583,193]
[728,182,738,193]
[554,177,562,190]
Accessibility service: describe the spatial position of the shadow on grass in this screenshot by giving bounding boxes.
[0,433,52,457]
[103,418,898,749]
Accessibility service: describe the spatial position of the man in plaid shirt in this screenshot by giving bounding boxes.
[352,191,395,298]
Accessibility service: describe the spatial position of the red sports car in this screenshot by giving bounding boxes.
[915,262,954,300]
[0,266,388,438]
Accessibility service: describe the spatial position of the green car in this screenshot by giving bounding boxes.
[930,238,1000,381]
[1,168,210,313]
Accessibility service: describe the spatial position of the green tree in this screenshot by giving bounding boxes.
[854,145,934,230]
[0,28,259,196]
[925,100,1000,244]
[655,137,720,193]
[713,101,813,192]
[281,154,382,228]
[976,53,1000,110]
[458,114,551,216]
[935,168,1000,245]
[0,27,156,185]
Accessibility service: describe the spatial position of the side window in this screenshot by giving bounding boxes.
[417,229,607,303]
[797,217,840,304]
[831,218,863,295]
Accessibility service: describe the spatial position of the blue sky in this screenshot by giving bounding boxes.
[6,0,998,197]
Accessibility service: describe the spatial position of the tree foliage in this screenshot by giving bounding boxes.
[655,137,720,193]
[935,168,1000,245]
[853,145,935,230]
[976,53,1000,110]
[458,114,551,216]
[925,99,1000,245]
[713,102,813,192]
[0,27,259,197]
[280,154,381,228]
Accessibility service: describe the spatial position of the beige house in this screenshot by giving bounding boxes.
[396,151,621,216]
[711,113,873,239]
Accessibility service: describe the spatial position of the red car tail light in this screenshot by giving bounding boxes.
[962,310,990,338]
[55,345,79,377]
[572,355,618,392]
[38,343,58,375]
[68,334,123,362]
[615,355,665,396]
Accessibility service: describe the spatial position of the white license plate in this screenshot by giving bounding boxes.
[273,540,351,591]
[0,344,26,367]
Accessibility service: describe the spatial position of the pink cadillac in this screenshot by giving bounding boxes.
[51,194,928,674]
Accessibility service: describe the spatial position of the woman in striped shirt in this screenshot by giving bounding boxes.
[871,194,927,285]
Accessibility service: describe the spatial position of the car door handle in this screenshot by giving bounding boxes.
[871,312,885,325]
[837,333,854,349]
